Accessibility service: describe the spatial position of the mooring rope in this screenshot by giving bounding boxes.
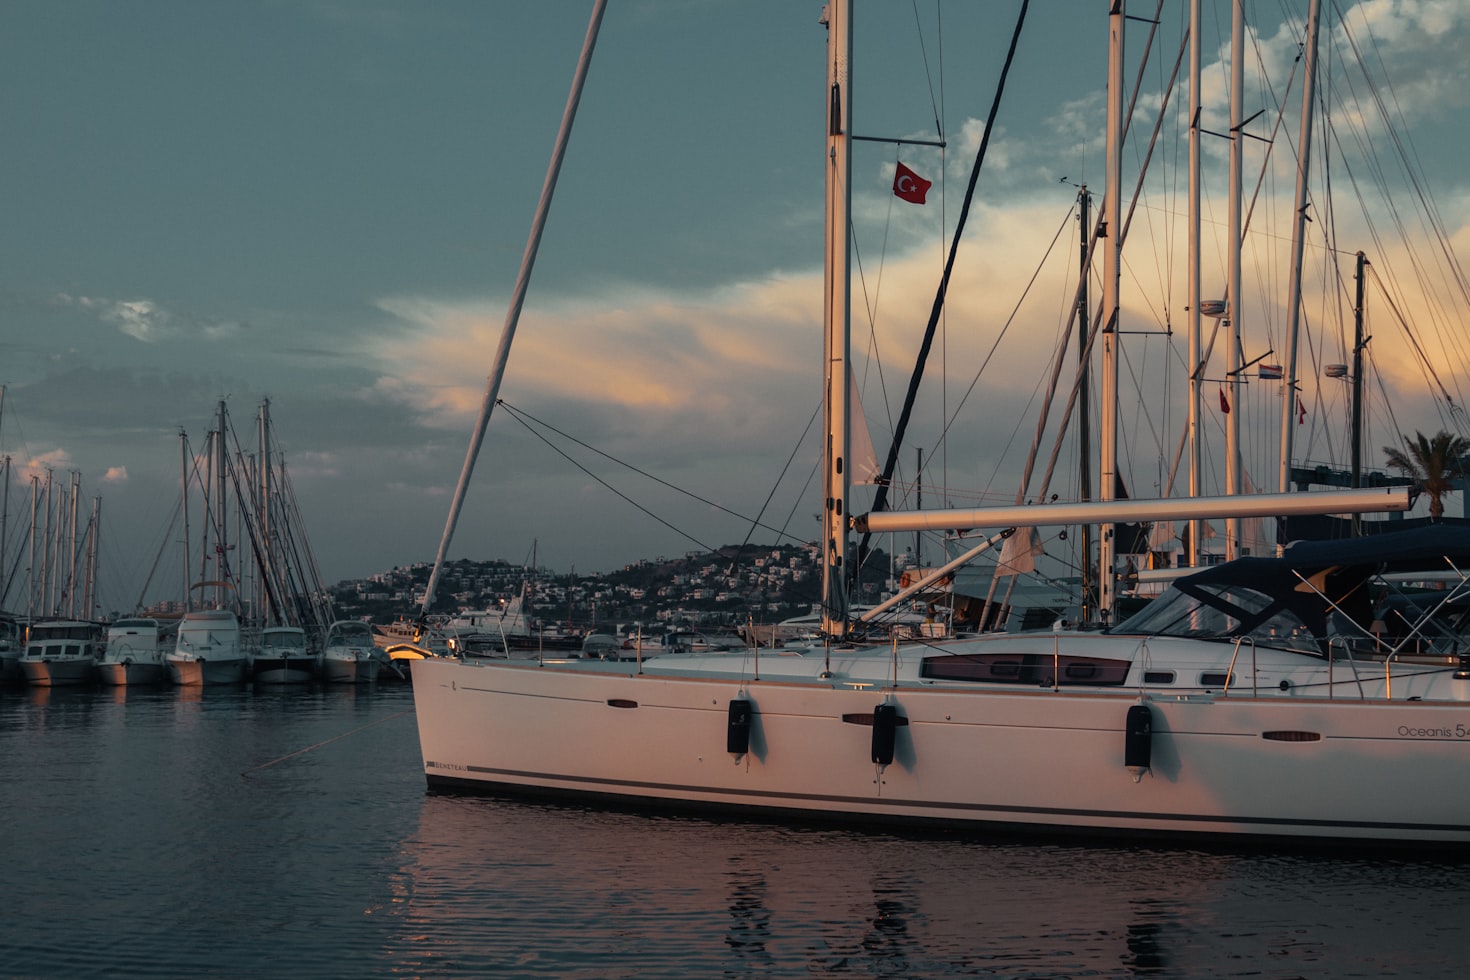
[240,707,414,777]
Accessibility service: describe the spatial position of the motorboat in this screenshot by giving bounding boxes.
[97,617,177,686]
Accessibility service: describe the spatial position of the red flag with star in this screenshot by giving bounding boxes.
[893,162,931,204]
[1219,388,1230,414]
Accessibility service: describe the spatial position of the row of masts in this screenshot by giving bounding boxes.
[0,464,102,622]
[179,399,333,633]
[822,0,1398,635]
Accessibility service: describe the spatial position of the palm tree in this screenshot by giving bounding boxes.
[1382,430,1470,521]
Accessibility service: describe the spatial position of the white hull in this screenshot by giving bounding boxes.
[21,657,97,687]
[322,654,381,684]
[168,655,249,686]
[412,648,1470,846]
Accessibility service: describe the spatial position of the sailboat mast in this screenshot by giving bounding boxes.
[1098,0,1124,621]
[420,0,607,617]
[1352,251,1368,487]
[1187,0,1202,567]
[180,429,191,612]
[1279,0,1323,500]
[215,399,229,608]
[820,0,853,638]
[1077,186,1094,619]
[1225,0,1244,559]
[259,400,275,625]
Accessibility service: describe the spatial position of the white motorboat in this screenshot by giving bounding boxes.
[97,617,177,687]
[168,608,252,686]
[20,620,105,687]
[253,625,317,684]
[321,620,383,684]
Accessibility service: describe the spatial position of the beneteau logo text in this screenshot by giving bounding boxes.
[428,760,468,771]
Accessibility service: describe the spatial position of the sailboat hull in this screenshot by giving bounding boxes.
[413,655,1470,846]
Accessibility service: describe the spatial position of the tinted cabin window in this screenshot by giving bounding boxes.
[922,653,1129,686]
[1143,671,1175,684]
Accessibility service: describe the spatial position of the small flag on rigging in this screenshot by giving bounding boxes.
[1298,396,1306,425]
[892,162,931,205]
[1219,387,1230,414]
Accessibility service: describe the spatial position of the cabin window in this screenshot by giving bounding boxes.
[1199,671,1233,687]
[922,653,1129,686]
[1143,670,1175,684]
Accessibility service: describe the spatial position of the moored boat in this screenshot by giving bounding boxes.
[321,620,383,684]
[411,0,1470,847]
[253,625,317,684]
[20,620,105,687]
[97,617,177,687]
[168,608,252,686]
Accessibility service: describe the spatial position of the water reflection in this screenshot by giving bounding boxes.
[7,685,1470,978]
[390,794,1470,979]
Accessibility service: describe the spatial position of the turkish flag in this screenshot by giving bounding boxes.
[1298,396,1306,425]
[1219,388,1230,414]
[893,162,931,204]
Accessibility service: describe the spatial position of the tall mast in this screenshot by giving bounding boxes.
[1352,251,1368,487]
[421,0,607,617]
[180,429,191,610]
[258,399,275,624]
[820,0,853,638]
[215,400,229,608]
[1077,186,1094,618]
[1187,0,1202,567]
[1098,0,1124,621]
[1279,0,1323,499]
[1225,0,1244,559]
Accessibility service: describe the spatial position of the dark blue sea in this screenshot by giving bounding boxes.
[4,681,1470,979]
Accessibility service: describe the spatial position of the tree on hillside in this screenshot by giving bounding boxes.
[1382,430,1470,521]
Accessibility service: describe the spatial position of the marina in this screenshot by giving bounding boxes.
[7,2,1470,973]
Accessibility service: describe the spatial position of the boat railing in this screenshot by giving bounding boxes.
[1324,635,1370,701]
[1223,637,1256,696]
[1222,635,1388,700]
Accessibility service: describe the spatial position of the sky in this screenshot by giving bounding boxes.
[3,0,1470,613]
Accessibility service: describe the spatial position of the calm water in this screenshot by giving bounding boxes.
[4,682,1470,979]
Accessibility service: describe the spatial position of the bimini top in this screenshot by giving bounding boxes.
[1112,525,1470,655]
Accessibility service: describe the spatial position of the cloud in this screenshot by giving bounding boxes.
[102,466,129,484]
[371,275,819,454]
[21,448,75,482]
[57,294,245,343]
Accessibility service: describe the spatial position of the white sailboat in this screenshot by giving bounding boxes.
[411,2,1470,846]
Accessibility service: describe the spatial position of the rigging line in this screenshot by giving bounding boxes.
[1334,0,1470,301]
[858,0,1029,567]
[940,205,1076,438]
[1028,5,1175,507]
[496,400,803,547]
[909,1,943,139]
[132,494,182,613]
[499,405,719,555]
[241,709,415,777]
[1364,264,1457,409]
[727,398,824,574]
